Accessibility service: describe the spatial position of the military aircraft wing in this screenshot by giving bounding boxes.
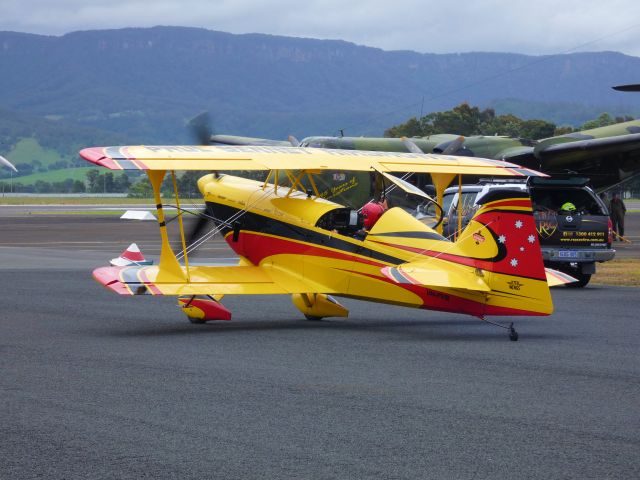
[495,120,640,187]
[533,132,640,164]
[79,145,546,177]
[210,134,292,147]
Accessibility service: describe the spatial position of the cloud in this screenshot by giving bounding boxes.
[1,0,639,56]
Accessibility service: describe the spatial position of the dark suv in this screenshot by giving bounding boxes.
[441,177,615,287]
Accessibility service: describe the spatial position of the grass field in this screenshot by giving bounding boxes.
[0,196,145,205]
[4,167,97,186]
[5,138,67,168]
[592,258,640,286]
[0,196,203,206]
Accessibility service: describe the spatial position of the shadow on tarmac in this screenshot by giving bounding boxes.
[94,315,561,342]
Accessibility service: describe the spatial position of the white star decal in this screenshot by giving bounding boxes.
[498,235,507,244]
[520,247,525,252]
[515,220,523,229]
[510,258,519,267]
[528,234,536,244]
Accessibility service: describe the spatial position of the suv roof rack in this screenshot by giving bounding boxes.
[477,178,527,185]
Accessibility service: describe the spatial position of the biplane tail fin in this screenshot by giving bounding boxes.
[456,190,553,316]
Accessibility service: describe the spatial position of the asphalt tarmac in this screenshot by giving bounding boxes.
[1,212,639,479]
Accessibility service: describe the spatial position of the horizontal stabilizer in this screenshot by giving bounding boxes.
[545,268,578,287]
[382,261,490,292]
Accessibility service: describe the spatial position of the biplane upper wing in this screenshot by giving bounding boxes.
[79,145,546,177]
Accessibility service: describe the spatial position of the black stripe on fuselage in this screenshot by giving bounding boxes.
[206,202,406,265]
[371,231,446,241]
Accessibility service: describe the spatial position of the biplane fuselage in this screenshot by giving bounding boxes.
[196,173,553,318]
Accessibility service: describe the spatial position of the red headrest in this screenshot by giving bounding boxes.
[362,202,385,229]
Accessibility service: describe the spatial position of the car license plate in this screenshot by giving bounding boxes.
[559,250,578,258]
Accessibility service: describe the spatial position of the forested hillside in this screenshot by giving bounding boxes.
[1,26,640,193]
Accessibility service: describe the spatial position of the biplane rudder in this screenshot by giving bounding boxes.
[456,190,553,316]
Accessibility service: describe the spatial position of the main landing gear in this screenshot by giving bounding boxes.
[481,317,519,341]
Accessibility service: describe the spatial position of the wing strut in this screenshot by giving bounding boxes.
[147,170,186,282]
[171,171,191,282]
[430,173,457,234]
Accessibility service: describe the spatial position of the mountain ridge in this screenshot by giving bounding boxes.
[1,26,640,145]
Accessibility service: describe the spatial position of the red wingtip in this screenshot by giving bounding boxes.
[79,147,106,165]
[93,266,132,295]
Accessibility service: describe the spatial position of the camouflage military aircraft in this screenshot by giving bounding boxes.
[209,120,640,192]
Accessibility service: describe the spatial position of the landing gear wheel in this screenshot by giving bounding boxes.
[509,323,519,342]
[480,317,520,341]
[188,317,206,324]
[304,315,323,321]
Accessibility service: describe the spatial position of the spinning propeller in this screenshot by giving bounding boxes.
[187,111,214,145]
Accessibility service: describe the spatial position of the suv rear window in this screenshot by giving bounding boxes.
[531,188,606,215]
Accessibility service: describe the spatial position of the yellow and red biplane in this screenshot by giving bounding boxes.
[80,145,575,340]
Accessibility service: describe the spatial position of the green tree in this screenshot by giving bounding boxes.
[114,173,130,192]
[384,117,423,138]
[554,125,575,135]
[86,170,100,192]
[34,180,52,193]
[579,113,615,130]
[72,180,86,193]
[519,119,556,140]
[423,103,486,136]
[178,171,206,198]
[103,172,115,193]
[385,103,556,139]
[127,179,153,198]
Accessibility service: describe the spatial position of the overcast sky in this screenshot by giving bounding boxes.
[2,0,640,57]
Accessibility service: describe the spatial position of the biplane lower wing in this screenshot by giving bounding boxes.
[93,264,336,296]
